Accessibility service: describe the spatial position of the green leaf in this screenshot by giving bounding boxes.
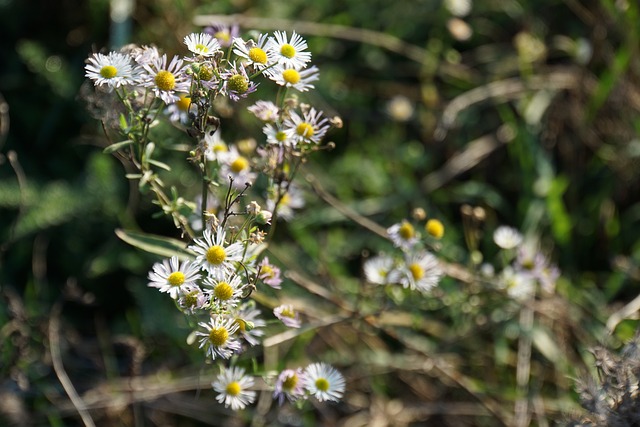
[115,229,195,259]
[148,159,172,171]
[103,139,134,154]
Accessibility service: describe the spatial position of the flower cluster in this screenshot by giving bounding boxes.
[84,24,344,412]
[364,217,445,294]
[212,362,346,411]
[486,225,560,301]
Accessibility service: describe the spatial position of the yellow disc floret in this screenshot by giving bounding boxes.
[198,65,214,81]
[230,156,249,173]
[425,219,445,239]
[281,307,296,318]
[296,122,314,138]
[280,43,296,58]
[409,263,424,280]
[226,381,241,396]
[167,271,185,287]
[214,282,234,301]
[206,245,226,265]
[215,31,230,44]
[100,65,118,79]
[282,69,300,85]
[176,94,191,112]
[155,70,176,91]
[227,74,249,94]
[399,221,415,240]
[282,373,298,390]
[208,326,229,346]
[315,378,330,392]
[275,131,288,142]
[234,318,247,332]
[248,47,267,64]
[195,43,209,53]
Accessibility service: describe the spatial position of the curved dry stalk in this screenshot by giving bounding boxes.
[49,302,97,427]
[193,14,428,64]
[434,68,602,140]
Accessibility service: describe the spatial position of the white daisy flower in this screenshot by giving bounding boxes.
[266,184,305,221]
[233,34,276,71]
[212,366,256,411]
[262,123,294,146]
[273,368,306,405]
[493,226,523,250]
[363,254,395,285]
[258,257,283,289]
[139,54,190,104]
[196,315,242,360]
[284,107,330,145]
[166,93,192,124]
[303,363,345,402]
[129,45,160,65]
[221,62,258,101]
[248,100,280,122]
[177,284,208,313]
[232,302,266,347]
[184,32,221,57]
[273,304,301,328]
[204,22,239,48]
[203,127,230,163]
[203,270,247,308]
[189,227,244,275]
[147,256,201,299]
[268,31,312,70]
[387,220,420,250]
[85,52,138,88]
[219,146,257,189]
[389,251,442,293]
[498,266,535,301]
[267,64,319,92]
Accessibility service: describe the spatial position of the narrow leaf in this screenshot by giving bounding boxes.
[115,229,195,259]
[103,139,134,154]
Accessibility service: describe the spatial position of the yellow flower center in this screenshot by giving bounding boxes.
[100,65,118,79]
[212,143,227,152]
[214,282,234,301]
[230,156,249,173]
[261,265,274,279]
[167,271,185,286]
[296,122,314,138]
[176,94,191,112]
[279,193,291,207]
[409,263,424,280]
[280,43,296,58]
[282,69,300,85]
[215,31,230,43]
[282,373,298,390]
[248,47,267,64]
[198,65,214,81]
[281,307,296,318]
[315,378,330,392]
[227,74,249,94]
[425,219,445,239]
[206,245,226,265]
[234,318,247,332]
[195,43,209,53]
[208,326,229,346]
[155,70,176,91]
[275,131,288,142]
[225,381,241,396]
[398,222,415,240]
[183,290,199,307]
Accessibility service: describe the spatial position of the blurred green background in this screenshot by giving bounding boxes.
[2,0,640,425]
